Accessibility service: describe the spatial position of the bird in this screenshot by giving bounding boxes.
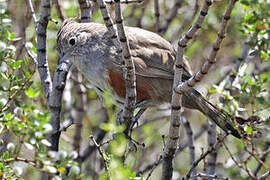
[57,18,240,138]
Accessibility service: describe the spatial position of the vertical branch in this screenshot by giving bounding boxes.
[161,1,212,179]
[136,0,150,28]
[36,0,53,100]
[182,116,197,178]
[206,123,218,178]
[53,0,67,21]
[184,134,228,180]
[95,0,121,50]
[48,60,72,150]
[34,0,66,150]
[78,0,92,22]
[31,0,73,151]
[114,0,136,133]
[169,1,200,42]
[154,0,160,34]
[175,0,238,94]
[254,141,270,176]
[160,0,183,35]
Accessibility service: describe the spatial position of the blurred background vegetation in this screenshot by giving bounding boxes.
[0,0,269,179]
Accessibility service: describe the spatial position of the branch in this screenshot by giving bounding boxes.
[26,0,38,29]
[137,123,208,175]
[53,0,67,21]
[48,59,72,150]
[35,0,53,100]
[175,0,238,94]
[95,0,121,50]
[254,65,270,75]
[114,0,136,134]
[103,0,143,4]
[161,1,212,179]
[254,141,270,176]
[90,135,110,173]
[183,134,228,180]
[78,0,92,22]
[190,173,229,180]
[205,123,218,177]
[136,0,150,28]
[33,0,70,152]
[182,116,197,178]
[159,0,183,35]
[154,0,160,33]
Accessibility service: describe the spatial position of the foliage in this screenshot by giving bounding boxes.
[0,0,269,180]
[0,2,81,179]
[240,0,270,61]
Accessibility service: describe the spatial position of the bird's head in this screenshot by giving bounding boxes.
[57,18,94,63]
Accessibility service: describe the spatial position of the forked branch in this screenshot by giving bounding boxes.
[175,0,238,94]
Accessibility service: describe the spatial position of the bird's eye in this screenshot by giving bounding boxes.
[69,37,76,46]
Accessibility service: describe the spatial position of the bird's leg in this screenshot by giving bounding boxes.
[117,100,148,126]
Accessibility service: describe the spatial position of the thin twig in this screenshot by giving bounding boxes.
[183,134,228,180]
[103,0,143,3]
[190,172,229,180]
[90,135,110,173]
[182,116,197,178]
[159,0,183,35]
[154,0,160,34]
[95,0,121,50]
[53,0,67,21]
[254,141,270,176]
[175,0,238,94]
[2,157,38,168]
[146,155,163,180]
[258,171,270,180]
[26,0,38,29]
[137,123,208,175]
[136,0,150,28]
[206,123,218,178]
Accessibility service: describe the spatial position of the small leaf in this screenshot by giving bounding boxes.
[10,32,15,40]
[244,125,253,135]
[25,88,40,98]
[10,60,23,69]
[249,50,260,56]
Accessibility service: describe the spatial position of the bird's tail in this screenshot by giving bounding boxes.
[183,88,241,138]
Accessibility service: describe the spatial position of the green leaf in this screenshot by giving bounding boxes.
[249,50,260,56]
[25,88,40,98]
[10,32,15,41]
[10,60,23,69]
[4,113,13,121]
[208,88,217,93]
[2,151,10,159]
[244,125,253,134]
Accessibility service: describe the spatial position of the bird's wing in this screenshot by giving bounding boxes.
[124,26,192,81]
